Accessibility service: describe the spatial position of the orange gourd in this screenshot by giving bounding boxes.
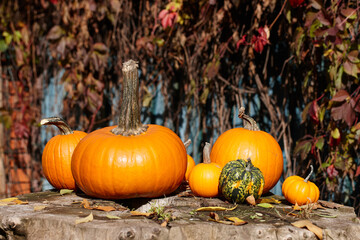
[210,107,283,193]
[189,142,222,197]
[184,139,195,181]
[71,60,187,199]
[282,165,320,206]
[41,117,87,190]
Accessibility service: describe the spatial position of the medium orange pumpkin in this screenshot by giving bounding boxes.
[282,165,320,206]
[184,139,195,181]
[210,107,283,193]
[188,142,222,197]
[71,60,187,199]
[41,117,87,190]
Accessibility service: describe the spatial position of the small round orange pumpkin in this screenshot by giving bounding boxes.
[282,165,320,206]
[210,107,283,193]
[71,60,187,199]
[188,142,222,198]
[184,139,196,181]
[41,117,87,190]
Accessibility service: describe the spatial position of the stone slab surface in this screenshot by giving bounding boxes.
[0,190,359,240]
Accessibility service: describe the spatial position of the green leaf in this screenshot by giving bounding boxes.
[335,65,344,89]
[60,189,74,195]
[257,203,274,208]
[0,40,8,52]
[331,128,340,139]
[315,137,324,150]
[319,106,326,123]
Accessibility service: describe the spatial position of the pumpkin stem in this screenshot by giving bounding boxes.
[40,117,74,135]
[304,165,314,183]
[245,158,253,172]
[111,60,148,136]
[184,139,192,148]
[203,142,211,164]
[238,107,260,131]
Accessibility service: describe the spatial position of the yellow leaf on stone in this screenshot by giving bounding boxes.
[257,203,274,208]
[0,198,28,206]
[291,220,323,240]
[195,205,237,212]
[33,205,47,211]
[75,213,94,225]
[224,217,247,226]
[257,198,281,204]
[60,189,74,195]
[0,197,18,202]
[106,214,121,220]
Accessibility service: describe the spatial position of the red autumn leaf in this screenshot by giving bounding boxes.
[308,100,320,124]
[327,165,339,179]
[331,102,356,127]
[236,35,248,49]
[355,166,360,177]
[158,9,178,29]
[289,0,305,8]
[251,27,270,54]
[332,90,349,102]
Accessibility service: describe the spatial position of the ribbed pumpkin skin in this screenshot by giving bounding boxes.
[188,163,222,198]
[282,176,319,206]
[42,130,87,190]
[210,128,283,193]
[71,124,187,199]
[185,155,195,181]
[219,159,264,203]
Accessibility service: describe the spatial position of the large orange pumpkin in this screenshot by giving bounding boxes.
[41,117,87,190]
[71,60,187,199]
[210,107,283,193]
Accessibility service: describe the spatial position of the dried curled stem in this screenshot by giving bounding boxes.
[238,107,260,131]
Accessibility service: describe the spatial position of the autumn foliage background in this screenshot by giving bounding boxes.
[0,0,359,214]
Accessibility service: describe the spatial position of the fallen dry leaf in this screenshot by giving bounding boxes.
[318,200,343,209]
[246,195,256,206]
[161,219,169,227]
[256,198,281,204]
[59,189,74,195]
[33,205,47,211]
[75,213,94,225]
[292,202,325,211]
[208,219,233,225]
[209,212,220,221]
[291,220,323,240]
[195,205,237,212]
[257,203,274,208]
[0,198,28,206]
[106,214,121,220]
[93,206,116,212]
[130,211,154,217]
[81,199,91,209]
[80,199,118,212]
[224,217,247,226]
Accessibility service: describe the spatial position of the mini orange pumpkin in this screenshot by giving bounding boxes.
[282,165,320,206]
[41,117,87,190]
[210,107,283,193]
[71,60,187,199]
[188,142,222,198]
[184,139,195,181]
